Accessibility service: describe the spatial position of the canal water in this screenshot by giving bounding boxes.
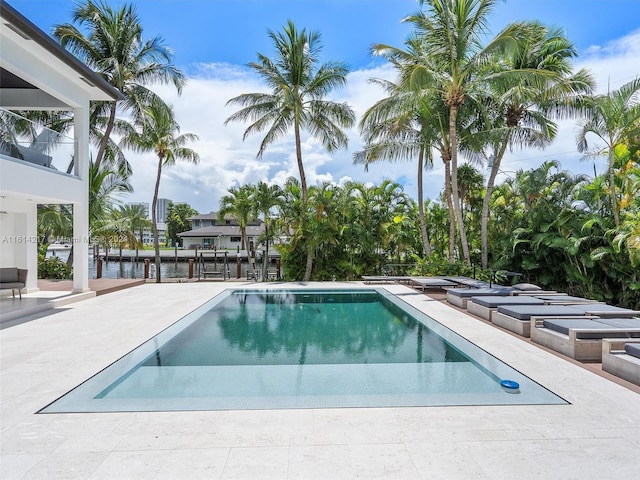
[46,250,264,280]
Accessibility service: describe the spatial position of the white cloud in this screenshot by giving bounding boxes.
[122,30,640,213]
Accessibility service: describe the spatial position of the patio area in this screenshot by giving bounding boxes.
[1,282,639,479]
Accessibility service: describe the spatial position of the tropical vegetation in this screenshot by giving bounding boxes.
[6,0,638,308]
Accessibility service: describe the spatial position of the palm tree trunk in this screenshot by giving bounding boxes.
[294,123,308,205]
[481,140,509,269]
[443,158,456,263]
[417,148,432,257]
[262,220,269,281]
[449,105,471,265]
[152,156,163,283]
[94,101,117,170]
[295,121,313,281]
[608,148,620,227]
[304,242,313,281]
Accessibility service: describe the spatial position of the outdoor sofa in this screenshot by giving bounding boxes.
[530,317,640,361]
[601,339,640,385]
[0,267,28,299]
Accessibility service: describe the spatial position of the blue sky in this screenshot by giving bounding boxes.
[9,0,640,214]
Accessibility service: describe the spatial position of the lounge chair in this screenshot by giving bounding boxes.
[446,287,516,308]
[410,277,459,291]
[444,276,493,288]
[466,295,545,321]
[491,304,592,337]
[532,294,601,304]
[530,317,640,361]
[554,303,640,318]
[361,275,413,284]
[446,283,553,309]
[602,339,640,386]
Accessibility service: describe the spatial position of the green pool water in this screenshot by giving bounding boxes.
[41,288,567,412]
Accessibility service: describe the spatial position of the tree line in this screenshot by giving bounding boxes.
[4,0,638,306]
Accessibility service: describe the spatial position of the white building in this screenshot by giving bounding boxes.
[0,1,124,293]
[178,212,265,251]
[155,197,170,223]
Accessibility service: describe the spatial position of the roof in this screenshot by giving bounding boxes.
[178,225,265,238]
[0,0,124,102]
[188,211,263,225]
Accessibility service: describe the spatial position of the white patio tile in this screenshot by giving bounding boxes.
[0,283,638,479]
[220,446,289,479]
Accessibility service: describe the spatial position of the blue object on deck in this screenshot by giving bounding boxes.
[500,379,520,390]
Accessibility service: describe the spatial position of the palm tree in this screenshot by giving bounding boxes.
[354,74,437,258]
[117,203,151,259]
[54,0,186,170]
[225,20,355,205]
[387,0,524,265]
[577,78,640,227]
[121,101,199,282]
[249,182,284,280]
[474,22,594,268]
[225,20,355,281]
[219,184,254,266]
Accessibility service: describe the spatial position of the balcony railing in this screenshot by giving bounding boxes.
[0,108,76,176]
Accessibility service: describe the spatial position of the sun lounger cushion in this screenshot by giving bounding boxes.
[447,277,492,288]
[447,287,515,298]
[513,283,542,291]
[625,344,640,358]
[470,296,544,308]
[533,295,596,303]
[412,278,458,287]
[496,304,583,320]
[565,304,640,316]
[541,318,640,339]
[597,318,640,329]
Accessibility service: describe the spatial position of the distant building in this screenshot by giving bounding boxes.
[128,202,149,219]
[178,212,265,250]
[155,198,170,223]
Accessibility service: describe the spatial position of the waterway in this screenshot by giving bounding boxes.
[46,249,266,280]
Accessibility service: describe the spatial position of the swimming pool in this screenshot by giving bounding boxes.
[40,288,566,412]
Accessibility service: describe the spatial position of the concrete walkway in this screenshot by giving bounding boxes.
[0,279,145,328]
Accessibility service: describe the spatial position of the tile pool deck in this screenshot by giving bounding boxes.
[1,282,639,479]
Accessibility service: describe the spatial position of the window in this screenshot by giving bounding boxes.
[230,236,241,243]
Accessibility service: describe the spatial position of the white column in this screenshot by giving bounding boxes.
[25,202,39,292]
[72,103,90,293]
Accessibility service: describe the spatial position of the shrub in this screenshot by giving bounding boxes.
[38,254,72,279]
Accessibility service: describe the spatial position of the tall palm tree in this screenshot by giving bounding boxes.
[474,22,594,268]
[225,20,355,281]
[225,20,355,205]
[54,0,186,170]
[577,78,640,227]
[121,101,199,282]
[388,0,523,265]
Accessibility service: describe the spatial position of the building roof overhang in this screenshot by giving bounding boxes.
[1,0,125,107]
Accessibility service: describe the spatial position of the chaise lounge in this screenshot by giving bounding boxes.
[530,317,640,361]
[0,267,28,299]
[490,304,598,337]
[552,303,640,318]
[466,295,545,321]
[601,339,640,385]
